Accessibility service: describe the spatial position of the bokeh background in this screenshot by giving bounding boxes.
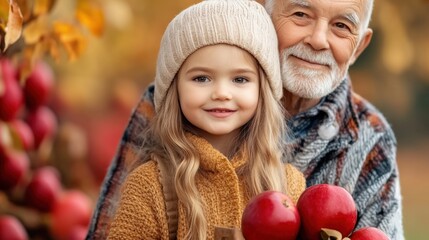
[1,0,428,239]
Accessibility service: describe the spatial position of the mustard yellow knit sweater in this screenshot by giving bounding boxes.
[107,134,305,240]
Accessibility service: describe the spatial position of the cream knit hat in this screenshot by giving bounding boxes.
[154,0,282,112]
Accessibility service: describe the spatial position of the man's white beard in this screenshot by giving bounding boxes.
[280,43,348,99]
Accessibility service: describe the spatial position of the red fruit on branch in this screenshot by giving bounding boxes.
[0,150,30,191]
[67,225,89,240]
[25,106,57,149]
[241,191,300,240]
[348,227,390,240]
[23,61,54,110]
[0,59,23,121]
[296,184,357,240]
[0,215,29,240]
[50,190,92,239]
[24,166,62,212]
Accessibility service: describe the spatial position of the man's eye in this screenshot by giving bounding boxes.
[233,77,248,84]
[335,22,351,31]
[193,76,209,82]
[293,12,307,18]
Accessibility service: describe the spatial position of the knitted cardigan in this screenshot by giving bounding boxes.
[107,133,305,240]
[86,78,404,240]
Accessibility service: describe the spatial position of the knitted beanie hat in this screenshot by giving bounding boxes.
[154,0,282,112]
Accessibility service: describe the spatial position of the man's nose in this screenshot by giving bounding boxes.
[303,21,329,51]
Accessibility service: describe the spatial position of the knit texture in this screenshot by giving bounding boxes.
[288,78,403,239]
[107,133,305,240]
[154,0,282,111]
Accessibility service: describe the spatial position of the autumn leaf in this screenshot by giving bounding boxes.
[76,0,104,37]
[22,15,49,44]
[0,1,9,26]
[33,0,56,16]
[53,21,87,61]
[18,42,45,83]
[15,0,31,21]
[3,0,23,52]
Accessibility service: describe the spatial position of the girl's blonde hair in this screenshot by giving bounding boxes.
[144,59,288,239]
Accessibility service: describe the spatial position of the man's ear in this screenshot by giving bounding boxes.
[255,0,265,5]
[350,28,373,65]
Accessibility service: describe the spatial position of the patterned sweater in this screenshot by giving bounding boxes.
[86,78,404,240]
[288,78,403,239]
[107,133,305,240]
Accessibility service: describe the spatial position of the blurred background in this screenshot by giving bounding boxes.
[0,0,428,239]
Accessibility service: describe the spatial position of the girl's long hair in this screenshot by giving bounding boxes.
[143,65,288,240]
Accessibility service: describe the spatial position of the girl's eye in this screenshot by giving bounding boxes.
[193,76,210,83]
[233,77,249,84]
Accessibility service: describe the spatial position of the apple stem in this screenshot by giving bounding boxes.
[282,199,290,208]
[321,228,343,240]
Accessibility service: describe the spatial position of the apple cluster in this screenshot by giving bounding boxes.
[241,184,390,240]
[0,58,92,240]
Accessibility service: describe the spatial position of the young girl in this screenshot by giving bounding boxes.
[107,0,305,239]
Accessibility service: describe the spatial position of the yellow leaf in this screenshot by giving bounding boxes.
[33,0,56,16]
[53,21,87,61]
[15,0,31,21]
[22,15,49,44]
[3,0,23,52]
[19,45,39,83]
[0,1,9,22]
[76,0,104,36]
[47,36,60,62]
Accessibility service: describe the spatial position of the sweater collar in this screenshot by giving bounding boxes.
[185,133,246,172]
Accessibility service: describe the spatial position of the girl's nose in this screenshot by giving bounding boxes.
[211,81,232,100]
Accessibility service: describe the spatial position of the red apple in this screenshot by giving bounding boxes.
[50,190,92,239]
[67,225,88,240]
[297,184,357,240]
[24,166,62,212]
[8,119,34,151]
[23,61,54,110]
[25,106,57,149]
[0,215,29,240]
[241,191,300,240]
[348,227,390,240]
[0,150,30,190]
[0,59,23,121]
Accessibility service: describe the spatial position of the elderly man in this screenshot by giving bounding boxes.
[262,0,403,239]
[86,0,404,239]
